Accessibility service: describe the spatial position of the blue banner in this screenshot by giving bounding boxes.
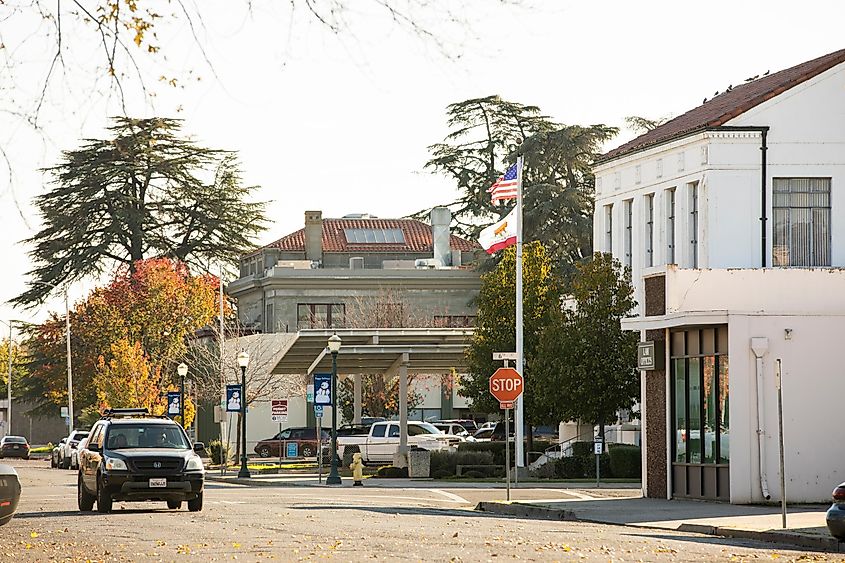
[226,384,243,412]
[313,373,332,405]
[167,392,181,416]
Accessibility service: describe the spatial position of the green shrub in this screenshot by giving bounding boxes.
[432,469,454,479]
[529,460,556,479]
[462,470,485,479]
[571,441,594,457]
[430,450,495,476]
[376,465,409,478]
[554,456,584,479]
[608,445,641,479]
[580,452,612,479]
[208,440,228,465]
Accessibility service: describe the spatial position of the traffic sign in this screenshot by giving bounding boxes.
[492,352,517,361]
[286,442,298,458]
[489,367,524,407]
[271,399,288,423]
[314,404,324,417]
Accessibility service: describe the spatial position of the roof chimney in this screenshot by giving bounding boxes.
[304,211,323,262]
[430,206,451,267]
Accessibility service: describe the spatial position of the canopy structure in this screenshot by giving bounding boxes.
[270,328,473,460]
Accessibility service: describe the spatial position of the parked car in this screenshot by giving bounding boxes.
[472,428,494,442]
[338,421,462,466]
[433,422,470,437]
[0,464,21,526]
[58,430,89,469]
[71,437,89,470]
[254,427,329,458]
[472,422,514,442]
[51,438,67,468]
[826,482,845,540]
[435,419,479,433]
[337,423,374,437]
[0,436,30,459]
[477,421,496,432]
[532,426,558,440]
[77,408,205,513]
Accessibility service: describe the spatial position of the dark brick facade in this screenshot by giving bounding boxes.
[644,328,667,498]
[644,275,666,317]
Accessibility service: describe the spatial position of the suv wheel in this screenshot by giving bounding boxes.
[258,446,271,458]
[167,500,182,510]
[187,492,203,512]
[96,478,113,513]
[77,474,95,512]
[301,445,314,457]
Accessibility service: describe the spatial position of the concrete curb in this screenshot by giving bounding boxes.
[475,501,845,553]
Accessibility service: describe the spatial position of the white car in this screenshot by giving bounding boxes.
[338,421,463,465]
[70,437,88,470]
[58,430,89,469]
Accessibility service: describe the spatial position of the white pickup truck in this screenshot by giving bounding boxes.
[337,421,462,466]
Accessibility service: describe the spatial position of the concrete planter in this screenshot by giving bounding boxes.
[408,449,431,478]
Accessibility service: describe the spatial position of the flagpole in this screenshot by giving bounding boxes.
[515,155,525,472]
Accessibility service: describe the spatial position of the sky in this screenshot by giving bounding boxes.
[2,0,845,328]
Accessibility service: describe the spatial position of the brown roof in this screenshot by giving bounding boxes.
[600,48,845,163]
[262,218,479,254]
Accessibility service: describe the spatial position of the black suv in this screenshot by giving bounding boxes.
[77,408,206,513]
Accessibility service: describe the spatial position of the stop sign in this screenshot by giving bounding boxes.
[489,367,524,404]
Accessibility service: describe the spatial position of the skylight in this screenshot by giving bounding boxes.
[344,228,406,244]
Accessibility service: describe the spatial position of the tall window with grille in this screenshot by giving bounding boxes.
[645,193,655,267]
[666,188,676,264]
[624,199,633,268]
[772,178,831,267]
[689,182,698,268]
[604,204,613,255]
[297,303,346,329]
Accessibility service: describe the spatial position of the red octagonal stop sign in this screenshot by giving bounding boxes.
[489,367,524,405]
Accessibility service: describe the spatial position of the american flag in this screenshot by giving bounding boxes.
[487,162,519,203]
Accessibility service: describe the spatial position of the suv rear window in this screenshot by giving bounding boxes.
[4,436,26,444]
[106,424,190,450]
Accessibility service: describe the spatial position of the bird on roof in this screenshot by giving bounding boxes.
[763,70,770,76]
[744,74,760,82]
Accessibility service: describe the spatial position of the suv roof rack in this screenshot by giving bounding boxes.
[100,408,169,420]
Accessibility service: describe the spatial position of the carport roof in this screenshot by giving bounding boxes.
[270,328,473,375]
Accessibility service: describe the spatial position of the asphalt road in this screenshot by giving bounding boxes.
[1,459,840,562]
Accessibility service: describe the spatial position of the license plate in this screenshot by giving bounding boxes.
[149,478,166,488]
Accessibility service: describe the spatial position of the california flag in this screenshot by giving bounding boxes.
[478,207,517,254]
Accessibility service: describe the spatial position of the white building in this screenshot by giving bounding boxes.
[593,48,845,503]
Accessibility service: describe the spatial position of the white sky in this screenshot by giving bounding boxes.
[2,0,845,327]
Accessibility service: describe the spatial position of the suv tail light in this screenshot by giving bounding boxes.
[833,484,845,501]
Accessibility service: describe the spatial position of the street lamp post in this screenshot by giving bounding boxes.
[1,320,13,437]
[177,363,188,429]
[326,334,342,485]
[236,350,250,478]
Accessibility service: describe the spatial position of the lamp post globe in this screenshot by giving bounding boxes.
[236,351,250,478]
[177,363,188,429]
[326,334,342,485]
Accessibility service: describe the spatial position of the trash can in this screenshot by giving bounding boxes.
[407,447,430,478]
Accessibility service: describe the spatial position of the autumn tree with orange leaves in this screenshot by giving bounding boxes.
[21,258,220,426]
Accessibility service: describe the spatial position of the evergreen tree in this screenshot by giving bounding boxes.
[15,117,267,305]
[533,253,640,439]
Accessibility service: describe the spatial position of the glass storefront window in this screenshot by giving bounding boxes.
[719,358,730,463]
[688,358,702,464]
[674,359,686,463]
[703,357,717,463]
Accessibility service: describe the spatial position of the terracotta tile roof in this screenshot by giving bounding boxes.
[262,218,479,254]
[600,48,845,163]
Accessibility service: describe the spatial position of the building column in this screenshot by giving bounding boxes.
[353,373,362,424]
[644,328,668,499]
[398,354,409,454]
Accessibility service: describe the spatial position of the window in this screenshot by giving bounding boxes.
[689,182,699,268]
[623,199,633,268]
[666,188,676,264]
[645,194,654,267]
[344,228,406,244]
[371,424,387,438]
[433,315,476,328]
[297,303,345,329]
[265,302,274,333]
[604,204,613,254]
[772,178,831,267]
[387,425,400,438]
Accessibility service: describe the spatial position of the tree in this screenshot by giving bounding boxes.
[533,253,639,439]
[338,375,423,421]
[624,115,670,133]
[21,258,221,420]
[0,338,28,397]
[423,95,616,278]
[462,241,562,452]
[15,117,267,306]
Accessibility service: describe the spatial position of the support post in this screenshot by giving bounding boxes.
[515,154,525,470]
[64,291,74,434]
[398,355,409,454]
[326,349,342,485]
[505,409,511,502]
[353,373,362,424]
[776,359,787,528]
[238,364,250,479]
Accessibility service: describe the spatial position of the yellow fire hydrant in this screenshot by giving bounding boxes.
[351,452,364,487]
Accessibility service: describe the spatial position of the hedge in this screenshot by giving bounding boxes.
[608,445,641,478]
[375,465,408,478]
[458,440,554,466]
[430,450,494,477]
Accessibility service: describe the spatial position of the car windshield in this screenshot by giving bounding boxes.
[410,422,441,435]
[106,424,190,450]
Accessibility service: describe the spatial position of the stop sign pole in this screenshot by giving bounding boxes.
[489,356,524,501]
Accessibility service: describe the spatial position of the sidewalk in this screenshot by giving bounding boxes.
[476,495,842,553]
